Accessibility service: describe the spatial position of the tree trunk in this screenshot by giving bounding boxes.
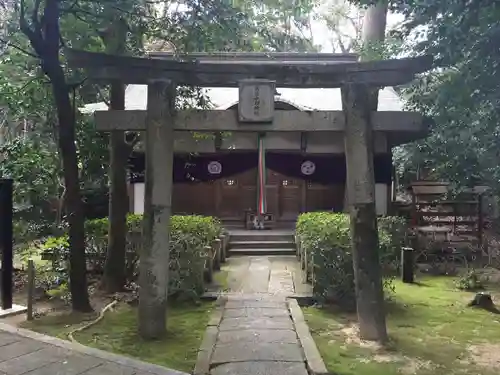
[101,21,130,293]
[361,3,387,48]
[361,1,388,109]
[52,82,92,312]
[34,0,92,313]
[102,94,129,292]
[342,1,389,342]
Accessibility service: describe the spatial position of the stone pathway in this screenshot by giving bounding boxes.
[0,323,187,375]
[222,256,312,297]
[209,295,308,375]
[200,255,323,375]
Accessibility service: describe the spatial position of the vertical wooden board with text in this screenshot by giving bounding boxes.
[238,79,276,123]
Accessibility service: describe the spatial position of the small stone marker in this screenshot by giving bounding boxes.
[401,247,414,283]
[238,79,275,123]
[27,259,35,321]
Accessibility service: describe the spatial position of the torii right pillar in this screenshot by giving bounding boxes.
[342,0,390,344]
[342,83,388,343]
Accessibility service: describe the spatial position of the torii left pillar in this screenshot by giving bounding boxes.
[138,80,176,339]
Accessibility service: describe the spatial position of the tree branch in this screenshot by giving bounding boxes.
[19,0,45,58]
[0,76,46,96]
[42,0,60,58]
[0,37,39,58]
[32,0,43,38]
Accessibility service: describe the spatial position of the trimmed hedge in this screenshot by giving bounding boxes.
[295,212,407,308]
[36,214,222,300]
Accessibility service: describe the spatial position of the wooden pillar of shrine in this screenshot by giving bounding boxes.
[138,80,176,339]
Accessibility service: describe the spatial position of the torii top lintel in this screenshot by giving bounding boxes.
[65,48,433,88]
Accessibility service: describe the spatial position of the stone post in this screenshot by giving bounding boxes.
[401,247,414,283]
[219,235,227,263]
[0,178,13,310]
[204,246,214,283]
[213,239,222,271]
[138,80,176,340]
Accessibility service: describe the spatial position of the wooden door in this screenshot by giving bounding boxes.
[305,182,344,212]
[279,178,302,220]
[172,182,216,215]
[216,168,256,219]
[266,169,280,216]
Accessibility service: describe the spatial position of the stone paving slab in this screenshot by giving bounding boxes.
[211,361,308,375]
[0,333,22,348]
[0,323,188,375]
[0,340,46,362]
[23,354,104,375]
[219,316,294,331]
[211,342,304,364]
[224,301,287,309]
[0,346,70,375]
[82,362,137,375]
[216,329,298,344]
[223,307,289,318]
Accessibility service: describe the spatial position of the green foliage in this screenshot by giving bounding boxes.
[455,269,485,291]
[0,136,60,235]
[377,215,408,267]
[349,0,500,193]
[0,0,318,245]
[37,214,222,300]
[169,215,222,299]
[296,212,353,306]
[296,212,408,308]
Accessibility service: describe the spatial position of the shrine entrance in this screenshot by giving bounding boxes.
[128,148,392,223]
[165,164,344,223]
[66,48,432,338]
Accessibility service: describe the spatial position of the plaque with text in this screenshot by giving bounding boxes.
[238,79,275,123]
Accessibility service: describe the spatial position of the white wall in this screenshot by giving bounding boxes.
[344,183,388,215]
[375,184,388,216]
[133,182,145,214]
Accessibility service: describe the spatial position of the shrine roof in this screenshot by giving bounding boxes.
[147,51,359,64]
[66,48,432,88]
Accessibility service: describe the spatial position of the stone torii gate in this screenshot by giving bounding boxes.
[66,49,432,339]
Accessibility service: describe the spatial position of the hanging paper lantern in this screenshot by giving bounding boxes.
[207,161,222,175]
[301,160,316,175]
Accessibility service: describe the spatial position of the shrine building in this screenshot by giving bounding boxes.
[80,53,428,227]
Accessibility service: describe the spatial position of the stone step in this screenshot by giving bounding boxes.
[229,248,297,256]
[230,240,295,250]
[230,233,294,242]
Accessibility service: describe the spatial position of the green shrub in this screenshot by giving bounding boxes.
[296,212,353,307]
[455,269,485,291]
[378,215,408,269]
[168,215,222,299]
[37,214,222,300]
[296,212,408,308]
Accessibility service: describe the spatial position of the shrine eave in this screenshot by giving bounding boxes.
[65,49,433,88]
